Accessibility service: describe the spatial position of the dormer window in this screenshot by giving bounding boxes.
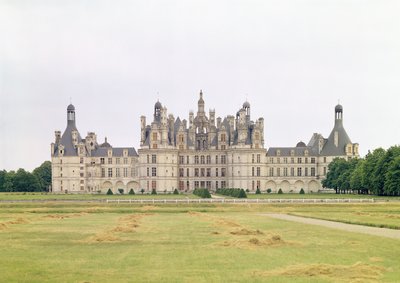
[290,150,295,156]
[277,150,281,156]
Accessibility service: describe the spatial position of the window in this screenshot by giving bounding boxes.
[221,155,226,164]
[179,145,184,150]
[179,134,184,143]
[257,154,261,163]
[186,181,190,190]
[206,155,211,164]
[101,168,105,177]
[206,168,211,177]
[252,154,255,163]
[221,181,226,188]
[152,180,156,190]
[311,168,316,176]
[124,168,128,178]
[297,167,302,176]
[284,168,288,176]
[131,168,136,177]
[116,168,120,177]
[277,158,280,164]
[194,181,199,189]
[305,168,308,177]
[179,168,184,177]
[152,155,156,163]
[221,168,226,177]
[108,168,112,177]
[297,158,302,164]
[221,134,226,142]
[152,167,157,177]
[80,157,83,164]
[80,172,84,177]
[179,156,184,164]
[269,158,274,164]
[179,181,184,190]
[187,168,189,177]
[215,168,219,177]
[324,157,327,163]
[201,155,205,164]
[257,167,260,177]
[305,158,308,164]
[195,156,199,164]
[100,158,105,164]
[290,168,295,176]
[124,158,128,164]
[201,168,205,177]
[323,167,327,175]
[257,180,260,189]
[147,168,149,177]
[108,158,112,164]
[215,181,219,189]
[116,158,120,164]
[195,168,199,177]
[206,181,211,189]
[186,156,189,164]
[152,143,157,149]
[147,155,150,163]
[269,168,274,177]
[252,167,255,177]
[152,132,158,141]
[277,168,281,177]
[284,157,288,164]
[311,157,316,164]
[221,145,226,150]
[291,158,295,164]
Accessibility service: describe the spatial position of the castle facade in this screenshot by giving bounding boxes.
[51,91,359,193]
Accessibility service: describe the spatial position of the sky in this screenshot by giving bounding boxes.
[0,0,399,171]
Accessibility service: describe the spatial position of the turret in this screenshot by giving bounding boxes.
[67,104,76,126]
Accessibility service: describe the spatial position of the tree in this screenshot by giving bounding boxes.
[173,188,179,195]
[13,169,41,192]
[363,148,386,195]
[350,159,366,193]
[255,188,261,194]
[118,188,124,194]
[140,188,145,194]
[3,171,15,192]
[106,188,113,195]
[299,188,305,194]
[128,189,135,195]
[376,146,400,195]
[32,161,52,191]
[151,188,157,195]
[384,156,400,196]
[266,189,272,194]
[0,170,6,192]
[278,188,283,194]
[238,189,247,198]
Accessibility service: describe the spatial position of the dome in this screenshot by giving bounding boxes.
[296,141,306,147]
[100,137,111,148]
[335,104,343,112]
[243,101,250,108]
[67,104,75,111]
[155,100,162,109]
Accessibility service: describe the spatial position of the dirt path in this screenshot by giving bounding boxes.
[263,213,400,240]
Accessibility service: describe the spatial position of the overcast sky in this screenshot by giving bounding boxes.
[1,0,399,171]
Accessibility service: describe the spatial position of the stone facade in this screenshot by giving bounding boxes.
[51,91,359,194]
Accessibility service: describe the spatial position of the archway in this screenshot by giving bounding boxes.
[126,181,139,193]
[101,181,113,194]
[265,181,276,193]
[308,180,320,193]
[115,181,125,194]
[279,180,290,193]
[294,180,305,193]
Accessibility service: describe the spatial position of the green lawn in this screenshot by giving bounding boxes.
[0,202,399,282]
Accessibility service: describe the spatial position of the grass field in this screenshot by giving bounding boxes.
[1,202,399,282]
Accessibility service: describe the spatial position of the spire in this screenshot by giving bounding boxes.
[67,104,76,126]
[198,90,205,114]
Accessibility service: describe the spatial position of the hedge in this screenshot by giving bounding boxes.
[216,188,247,198]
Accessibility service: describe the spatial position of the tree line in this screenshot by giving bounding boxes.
[322,146,400,195]
[0,161,52,192]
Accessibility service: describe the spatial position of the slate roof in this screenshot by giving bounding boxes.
[54,121,82,157]
[91,147,138,157]
[320,119,352,156]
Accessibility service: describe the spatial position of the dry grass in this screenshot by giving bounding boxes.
[253,262,386,282]
[86,232,121,243]
[369,257,384,263]
[219,233,288,249]
[230,228,264,236]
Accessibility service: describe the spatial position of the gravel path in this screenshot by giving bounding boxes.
[263,213,400,240]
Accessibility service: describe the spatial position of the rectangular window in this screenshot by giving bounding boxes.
[116,158,120,164]
[252,154,255,163]
[131,168,136,177]
[311,157,315,164]
[305,167,308,177]
[297,167,302,177]
[252,180,255,190]
[291,158,294,164]
[206,155,211,164]
[277,168,280,177]
[291,168,295,176]
[147,167,149,177]
[257,167,261,177]
[221,155,226,164]
[108,158,112,165]
[195,168,199,177]
[277,158,280,164]
[323,167,327,175]
[187,168,189,177]
[124,158,128,164]
[80,157,84,164]
[269,157,274,164]
[324,157,327,163]
[116,168,120,177]
[284,158,288,164]
[179,168,184,177]
[179,181,184,190]
[257,180,260,189]
[100,158,105,164]
[186,156,189,164]
[221,181,226,188]
[152,132,158,141]
[297,158,302,164]
[124,168,128,178]
[101,168,105,177]
[194,181,199,189]
[311,167,316,176]
[147,155,150,163]
[80,172,84,177]
[284,167,288,177]
[215,155,218,164]
[152,167,157,177]
[305,158,308,164]
[221,145,226,150]
[216,168,218,177]
[195,156,199,164]
[215,181,219,189]
[201,168,205,177]
[257,154,261,163]
[186,181,190,190]
[201,155,205,164]
[252,167,255,177]
[108,168,112,177]
[152,155,156,163]
[152,180,156,190]
[206,181,211,189]
[221,168,226,177]
[206,168,211,177]
[179,156,184,164]
[269,167,274,177]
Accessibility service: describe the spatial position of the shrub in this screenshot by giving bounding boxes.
[173,188,179,195]
[255,188,261,194]
[267,188,272,194]
[216,188,247,198]
[106,188,113,195]
[128,189,135,195]
[193,188,211,198]
[151,188,157,195]
[299,188,305,194]
[118,188,124,194]
[140,188,145,194]
[278,188,283,194]
[246,189,250,192]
